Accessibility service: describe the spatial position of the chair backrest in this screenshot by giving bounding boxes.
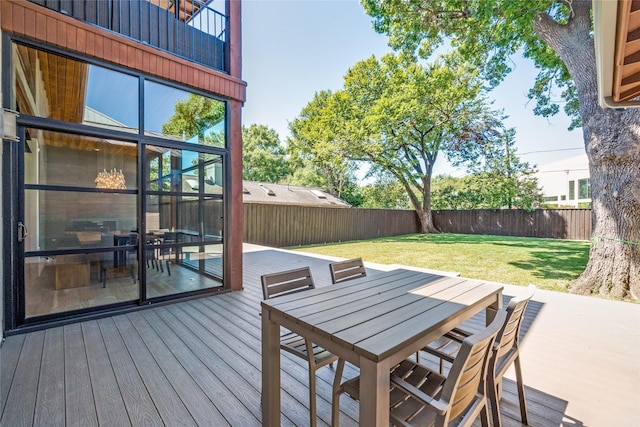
[329,258,366,284]
[441,309,507,423]
[494,284,536,360]
[261,267,315,300]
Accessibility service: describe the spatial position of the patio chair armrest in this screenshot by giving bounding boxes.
[444,327,470,342]
[422,326,471,363]
[390,374,448,415]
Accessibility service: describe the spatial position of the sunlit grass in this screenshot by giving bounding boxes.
[290,233,591,293]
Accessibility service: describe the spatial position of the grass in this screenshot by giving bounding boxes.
[290,233,591,293]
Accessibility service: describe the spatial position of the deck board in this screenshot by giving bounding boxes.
[111,314,200,426]
[0,332,25,418]
[34,327,65,426]
[1,243,639,426]
[82,321,130,427]
[97,317,164,426]
[64,323,99,427]
[2,331,44,427]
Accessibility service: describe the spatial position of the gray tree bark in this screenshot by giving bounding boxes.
[534,0,640,299]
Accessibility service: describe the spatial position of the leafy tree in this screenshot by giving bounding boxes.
[242,124,290,183]
[338,52,505,232]
[362,0,640,298]
[452,128,543,209]
[431,172,542,210]
[360,173,412,209]
[162,94,225,140]
[288,91,362,202]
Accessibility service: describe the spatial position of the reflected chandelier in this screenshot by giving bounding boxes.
[95,168,126,190]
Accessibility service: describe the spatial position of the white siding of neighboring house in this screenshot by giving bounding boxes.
[535,153,591,207]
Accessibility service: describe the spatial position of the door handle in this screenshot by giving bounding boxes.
[18,222,28,243]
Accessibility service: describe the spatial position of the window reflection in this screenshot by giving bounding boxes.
[13,44,139,133]
[144,80,226,147]
[145,146,223,194]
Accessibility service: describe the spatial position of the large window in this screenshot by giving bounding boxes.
[144,81,226,147]
[568,180,575,200]
[578,178,591,199]
[13,44,139,133]
[9,42,229,323]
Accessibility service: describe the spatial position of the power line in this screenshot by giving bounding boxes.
[520,147,583,155]
[536,168,589,174]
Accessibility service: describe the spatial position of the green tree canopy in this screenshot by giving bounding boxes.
[288,90,361,203]
[362,0,579,127]
[242,124,290,183]
[361,0,640,299]
[162,94,225,140]
[339,52,505,232]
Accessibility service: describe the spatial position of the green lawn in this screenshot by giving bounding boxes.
[290,233,590,293]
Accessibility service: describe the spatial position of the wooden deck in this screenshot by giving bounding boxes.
[1,244,639,426]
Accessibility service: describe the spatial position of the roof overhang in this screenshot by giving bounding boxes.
[594,0,640,108]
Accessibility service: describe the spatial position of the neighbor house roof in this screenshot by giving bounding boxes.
[241,181,350,207]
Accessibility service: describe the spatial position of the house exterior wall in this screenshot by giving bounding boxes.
[536,153,591,208]
[1,0,246,334]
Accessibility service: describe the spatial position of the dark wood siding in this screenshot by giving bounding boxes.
[1,0,246,103]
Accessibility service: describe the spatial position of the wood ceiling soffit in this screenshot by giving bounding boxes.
[614,0,640,102]
[37,50,89,123]
[37,130,137,156]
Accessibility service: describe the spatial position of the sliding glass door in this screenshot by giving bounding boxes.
[7,40,229,328]
[144,144,224,299]
[21,128,139,318]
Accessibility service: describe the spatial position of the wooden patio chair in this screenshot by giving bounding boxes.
[329,258,366,284]
[261,267,339,427]
[331,309,507,427]
[422,284,536,427]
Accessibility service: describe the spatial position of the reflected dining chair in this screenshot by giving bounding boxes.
[261,267,339,427]
[423,284,536,427]
[99,232,138,288]
[331,309,507,427]
[328,258,367,284]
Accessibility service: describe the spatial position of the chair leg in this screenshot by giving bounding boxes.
[165,260,171,276]
[480,399,491,427]
[488,374,502,427]
[331,359,346,427]
[308,367,317,427]
[514,355,529,425]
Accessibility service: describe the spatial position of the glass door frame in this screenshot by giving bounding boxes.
[5,117,229,330]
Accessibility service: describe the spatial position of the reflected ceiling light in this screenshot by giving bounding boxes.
[95,168,126,190]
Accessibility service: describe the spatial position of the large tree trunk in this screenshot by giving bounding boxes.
[534,1,640,300]
[415,208,438,233]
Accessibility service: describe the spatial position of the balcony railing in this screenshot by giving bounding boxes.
[30,0,227,72]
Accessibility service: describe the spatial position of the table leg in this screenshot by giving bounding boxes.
[485,289,503,325]
[262,307,281,426]
[358,357,390,427]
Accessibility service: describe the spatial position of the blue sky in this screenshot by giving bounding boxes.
[241,0,585,176]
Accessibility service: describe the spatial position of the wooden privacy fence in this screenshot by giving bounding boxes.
[432,209,591,241]
[243,204,592,247]
[243,204,420,247]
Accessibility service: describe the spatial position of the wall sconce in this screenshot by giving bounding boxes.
[2,109,19,142]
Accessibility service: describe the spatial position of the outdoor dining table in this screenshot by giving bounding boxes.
[261,268,503,426]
